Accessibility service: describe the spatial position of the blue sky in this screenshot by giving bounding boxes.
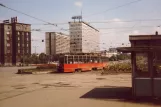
[1,0,161,53]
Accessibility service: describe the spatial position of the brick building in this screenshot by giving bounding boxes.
[0,17,31,65]
[0,23,12,65]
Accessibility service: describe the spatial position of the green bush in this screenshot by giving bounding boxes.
[104,62,132,74]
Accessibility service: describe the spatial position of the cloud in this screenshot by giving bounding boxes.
[74,1,83,7]
[112,18,121,22]
[110,18,125,24]
[132,30,139,34]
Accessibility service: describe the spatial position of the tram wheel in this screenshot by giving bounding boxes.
[78,69,82,72]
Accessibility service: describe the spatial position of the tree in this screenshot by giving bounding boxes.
[109,55,117,61]
[24,55,31,64]
[116,54,131,60]
[31,54,40,64]
[39,53,48,63]
[52,54,60,61]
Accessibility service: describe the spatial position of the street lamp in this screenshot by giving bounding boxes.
[33,46,38,54]
[31,39,44,54]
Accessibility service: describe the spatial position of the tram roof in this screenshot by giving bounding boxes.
[64,54,103,57]
[58,54,108,57]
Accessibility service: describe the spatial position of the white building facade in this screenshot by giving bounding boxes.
[101,51,118,58]
[45,32,70,55]
[101,48,118,57]
[55,33,70,54]
[69,21,99,53]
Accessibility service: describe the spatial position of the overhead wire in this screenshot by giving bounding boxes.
[88,19,161,24]
[1,1,157,52]
[30,18,161,25]
[84,0,142,18]
[0,3,68,32]
[37,25,155,32]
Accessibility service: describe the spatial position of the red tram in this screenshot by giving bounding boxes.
[57,54,108,73]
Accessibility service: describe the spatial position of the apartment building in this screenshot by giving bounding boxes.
[45,32,70,55]
[56,33,70,54]
[0,17,31,65]
[69,21,99,53]
[11,22,31,65]
[0,23,12,65]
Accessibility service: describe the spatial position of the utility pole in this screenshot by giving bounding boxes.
[33,46,38,54]
[31,39,44,54]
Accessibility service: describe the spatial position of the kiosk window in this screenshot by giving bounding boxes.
[135,53,149,77]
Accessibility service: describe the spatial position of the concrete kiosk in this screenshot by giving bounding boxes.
[117,32,161,97]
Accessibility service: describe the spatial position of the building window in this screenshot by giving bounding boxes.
[18,37,20,40]
[17,32,20,35]
[7,43,10,47]
[18,43,20,47]
[26,32,29,36]
[7,32,10,34]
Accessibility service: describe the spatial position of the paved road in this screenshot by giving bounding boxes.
[0,67,160,107]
